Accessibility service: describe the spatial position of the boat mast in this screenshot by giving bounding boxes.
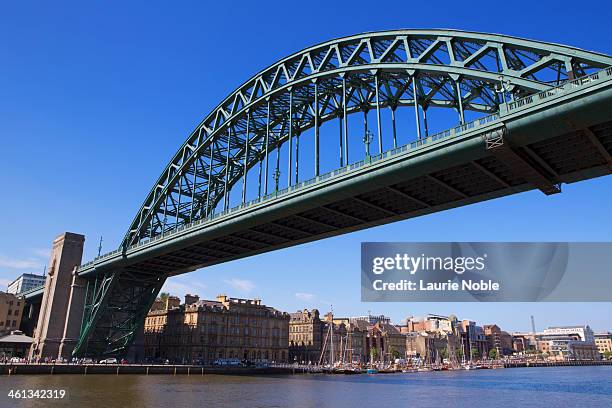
[468,329,472,363]
[330,306,334,367]
[318,323,331,366]
[348,330,353,364]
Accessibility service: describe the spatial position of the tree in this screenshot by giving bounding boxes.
[488,348,498,360]
[440,347,449,360]
[390,348,401,360]
[470,348,479,360]
[158,292,170,304]
[455,348,464,360]
[370,347,379,362]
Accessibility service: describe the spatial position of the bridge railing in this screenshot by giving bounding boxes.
[80,66,612,269]
[507,66,612,112]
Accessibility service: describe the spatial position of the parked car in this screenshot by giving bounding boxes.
[227,358,241,366]
[9,357,22,363]
[99,358,118,364]
[255,359,269,368]
[82,358,94,364]
[213,358,243,367]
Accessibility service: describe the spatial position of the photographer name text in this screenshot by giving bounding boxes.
[372,279,500,292]
[369,253,499,293]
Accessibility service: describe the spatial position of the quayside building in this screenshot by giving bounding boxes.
[144,294,289,364]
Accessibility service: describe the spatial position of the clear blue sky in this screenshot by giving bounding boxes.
[1,1,611,332]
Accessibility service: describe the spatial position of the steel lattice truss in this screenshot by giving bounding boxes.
[73,30,612,359]
[78,269,165,357]
[122,30,611,247]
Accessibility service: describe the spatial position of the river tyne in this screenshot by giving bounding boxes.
[1,366,611,407]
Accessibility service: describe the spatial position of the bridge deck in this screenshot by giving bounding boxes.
[128,122,612,276]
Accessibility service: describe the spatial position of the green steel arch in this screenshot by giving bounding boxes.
[72,30,612,359]
[123,29,612,248]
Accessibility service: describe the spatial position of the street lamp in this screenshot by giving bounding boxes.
[162,215,168,234]
[363,130,374,159]
[495,75,512,105]
[272,168,281,192]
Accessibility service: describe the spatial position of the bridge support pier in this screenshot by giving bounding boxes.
[29,232,85,361]
[58,268,88,358]
[126,326,145,363]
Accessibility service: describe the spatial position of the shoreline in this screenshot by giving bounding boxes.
[504,360,612,368]
[1,364,303,376]
[2,361,611,376]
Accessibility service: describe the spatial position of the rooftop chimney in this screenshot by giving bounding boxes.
[184,294,199,306]
[166,296,180,310]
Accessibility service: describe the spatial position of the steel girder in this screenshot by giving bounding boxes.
[121,30,612,247]
[74,269,166,357]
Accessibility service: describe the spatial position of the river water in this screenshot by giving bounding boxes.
[1,366,611,407]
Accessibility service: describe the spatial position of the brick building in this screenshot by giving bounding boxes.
[458,320,488,360]
[288,309,324,364]
[363,321,406,363]
[0,292,25,335]
[402,315,460,363]
[289,310,369,365]
[144,294,289,364]
[594,332,612,357]
[483,324,514,356]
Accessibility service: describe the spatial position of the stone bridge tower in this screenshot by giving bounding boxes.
[29,232,86,361]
